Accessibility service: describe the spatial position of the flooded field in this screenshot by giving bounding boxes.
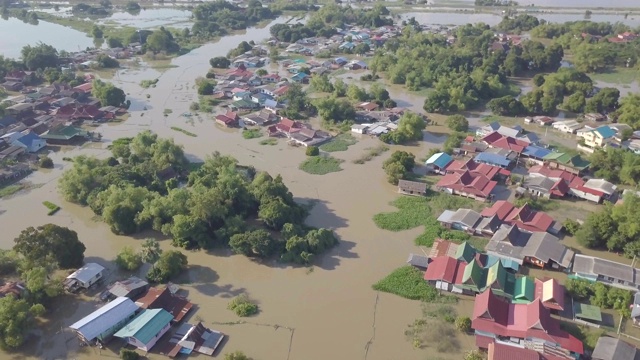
[0,16,472,360]
[429,0,640,8]
[93,8,193,29]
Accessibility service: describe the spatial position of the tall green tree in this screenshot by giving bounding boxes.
[14,224,85,269]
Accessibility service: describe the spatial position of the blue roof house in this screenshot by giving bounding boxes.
[15,132,46,153]
[114,308,173,351]
[522,145,551,161]
[474,152,511,168]
[425,152,453,174]
[339,42,356,51]
[291,72,309,83]
[334,57,348,65]
[69,297,139,343]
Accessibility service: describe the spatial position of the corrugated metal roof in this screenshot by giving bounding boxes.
[114,308,173,345]
[69,297,139,341]
[66,263,105,284]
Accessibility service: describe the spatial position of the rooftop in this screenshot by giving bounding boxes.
[114,308,173,345]
[69,297,139,341]
[67,263,105,283]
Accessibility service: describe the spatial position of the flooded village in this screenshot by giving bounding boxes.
[2,1,640,360]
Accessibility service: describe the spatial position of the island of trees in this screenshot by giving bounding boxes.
[59,131,338,264]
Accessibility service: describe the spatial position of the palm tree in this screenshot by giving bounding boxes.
[140,238,162,268]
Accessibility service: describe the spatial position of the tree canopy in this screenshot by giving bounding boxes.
[14,224,85,269]
[92,79,126,107]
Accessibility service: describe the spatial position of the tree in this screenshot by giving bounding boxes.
[120,348,140,360]
[347,84,369,102]
[565,279,593,300]
[146,250,187,283]
[309,74,334,93]
[92,79,126,107]
[229,229,276,258]
[91,25,103,39]
[382,151,415,185]
[39,157,53,168]
[14,224,85,269]
[96,54,119,68]
[315,96,355,123]
[306,146,319,156]
[487,95,524,116]
[197,81,214,95]
[140,238,162,266]
[464,350,485,360]
[107,37,124,48]
[259,198,303,230]
[563,219,581,236]
[381,112,426,144]
[455,316,471,333]
[563,92,586,113]
[21,43,59,71]
[209,56,230,68]
[445,114,469,132]
[115,246,143,271]
[224,351,252,360]
[0,295,40,349]
[333,78,347,97]
[369,83,389,102]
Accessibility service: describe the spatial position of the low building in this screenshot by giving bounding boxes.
[215,110,239,127]
[425,152,453,174]
[397,180,427,196]
[592,336,640,360]
[69,297,139,344]
[136,286,193,323]
[523,176,569,199]
[480,201,561,235]
[572,254,640,291]
[0,281,26,298]
[631,293,640,325]
[423,256,466,293]
[487,342,542,360]
[474,152,512,169]
[406,254,430,270]
[114,308,173,351]
[102,277,149,302]
[476,122,522,138]
[167,322,226,357]
[40,125,89,145]
[351,124,370,134]
[435,170,497,201]
[471,289,584,358]
[579,125,617,152]
[64,263,105,292]
[542,152,590,176]
[573,302,602,325]
[553,120,583,134]
[15,132,46,153]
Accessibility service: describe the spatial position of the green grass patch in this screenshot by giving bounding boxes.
[319,133,357,152]
[353,145,389,164]
[140,79,159,88]
[163,109,173,116]
[171,127,197,137]
[373,266,456,302]
[242,128,263,139]
[0,184,24,198]
[43,201,60,215]
[374,195,476,247]
[299,156,343,175]
[259,138,278,146]
[559,322,604,352]
[589,67,640,85]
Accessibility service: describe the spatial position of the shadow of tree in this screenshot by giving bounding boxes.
[184,265,246,298]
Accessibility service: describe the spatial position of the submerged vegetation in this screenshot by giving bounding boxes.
[319,134,357,152]
[171,126,197,137]
[373,266,451,302]
[42,201,60,215]
[58,131,338,264]
[353,145,389,164]
[299,156,343,175]
[227,294,259,317]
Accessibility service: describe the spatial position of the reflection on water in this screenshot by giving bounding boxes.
[429,0,640,8]
[95,8,193,29]
[0,18,94,59]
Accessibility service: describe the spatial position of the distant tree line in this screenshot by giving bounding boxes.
[59,132,338,265]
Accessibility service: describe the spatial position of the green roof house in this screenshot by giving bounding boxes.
[459,259,487,293]
[455,242,478,263]
[485,261,516,298]
[542,152,590,175]
[40,125,89,144]
[574,302,603,324]
[512,277,535,303]
[114,308,173,351]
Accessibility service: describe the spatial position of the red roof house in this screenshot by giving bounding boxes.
[273,85,290,97]
[135,286,193,323]
[215,110,239,127]
[73,82,92,94]
[488,342,542,360]
[436,170,497,201]
[472,289,583,357]
[445,159,501,180]
[481,201,555,233]
[423,256,466,292]
[275,118,302,134]
[482,132,529,154]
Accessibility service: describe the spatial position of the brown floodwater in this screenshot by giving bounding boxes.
[0,17,471,360]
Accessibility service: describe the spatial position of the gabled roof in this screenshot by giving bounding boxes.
[572,254,638,285]
[446,158,501,179]
[513,276,535,302]
[423,256,465,284]
[592,336,640,360]
[114,308,173,345]
[522,145,552,159]
[461,259,485,288]
[488,342,541,360]
[425,152,453,169]
[456,242,478,263]
[535,278,565,311]
[16,132,42,147]
[482,201,554,233]
[474,152,512,168]
[574,302,602,322]
[136,286,193,322]
[436,171,497,198]
[108,277,149,298]
[542,152,590,171]
[593,126,616,139]
[70,297,139,341]
[472,289,584,355]
[67,263,105,283]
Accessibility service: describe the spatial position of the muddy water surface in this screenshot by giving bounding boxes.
[0,17,468,360]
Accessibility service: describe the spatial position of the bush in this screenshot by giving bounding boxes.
[299,156,342,175]
[39,157,54,168]
[373,266,450,302]
[564,219,581,235]
[319,134,357,152]
[227,294,258,317]
[115,246,143,271]
[306,146,319,156]
[120,348,140,360]
[445,114,469,132]
[242,129,262,139]
[224,351,252,360]
[455,316,471,333]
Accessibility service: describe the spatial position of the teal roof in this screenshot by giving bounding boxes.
[425,152,453,169]
[114,308,172,344]
[513,277,535,301]
[594,126,616,139]
[455,242,478,263]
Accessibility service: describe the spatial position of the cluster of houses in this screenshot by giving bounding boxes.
[64,264,223,357]
[278,24,402,57]
[0,71,126,164]
[408,233,640,360]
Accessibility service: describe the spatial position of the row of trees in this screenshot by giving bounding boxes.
[589,147,640,186]
[59,132,338,265]
[192,0,276,38]
[574,194,640,258]
[566,278,633,318]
